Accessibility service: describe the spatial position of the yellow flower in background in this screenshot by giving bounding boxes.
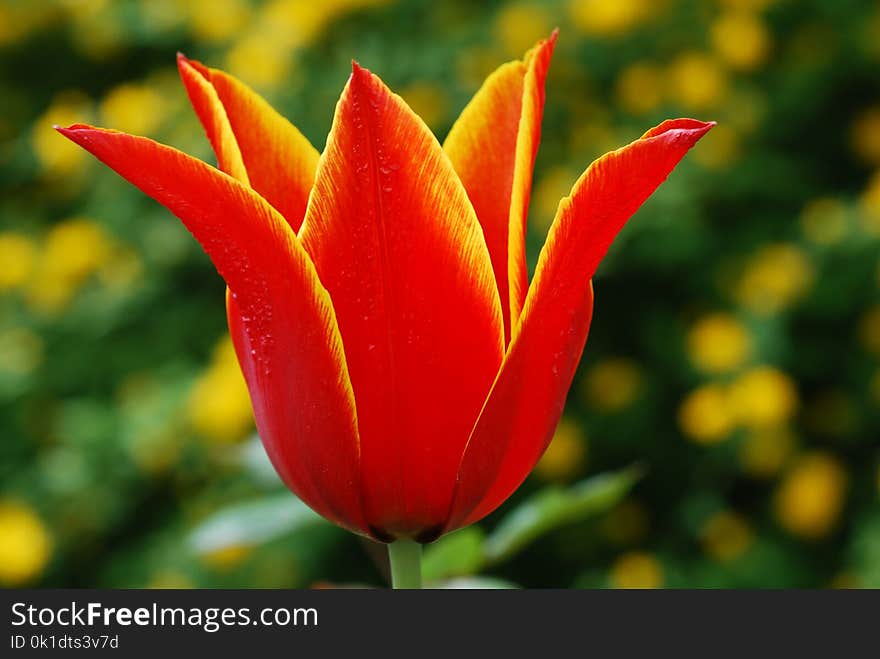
[729,366,798,428]
[691,123,741,170]
[494,3,553,57]
[569,0,653,37]
[800,197,850,245]
[667,52,728,111]
[701,510,753,561]
[400,82,449,131]
[0,500,53,586]
[43,218,111,282]
[100,83,168,136]
[64,0,126,61]
[739,426,796,477]
[202,544,252,570]
[534,417,587,482]
[678,383,735,444]
[257,0,391,52]
[686,312,751,374]
[259,0,326,49]
[187,0,252,43]
[609,551,663,589]
[226,33,291,89]
[60,0,112,22]
[0,2,58,46]
[0,233,37,292]
[711,11,771,72]
[850,106,880,166]
[735,243,814,315]
[615,62,664,115]
[774,452,847,539]
[582,358,643,413]
[228,1,394,90]
[32,92,93,176]
[26,218,113,314]
[187,336,254,443]
[226,0,392,88]
[859,305,880,356]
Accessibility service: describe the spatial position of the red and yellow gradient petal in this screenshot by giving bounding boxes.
[177,54,319,231]
[446,119,715,529]
[56,125,368,536]
[299,64,504,541]
[444,32,556,342]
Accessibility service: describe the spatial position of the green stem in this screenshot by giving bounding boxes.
[388,540,422,589]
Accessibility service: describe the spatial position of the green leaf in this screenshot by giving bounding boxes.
[422,527,486,581]
[188,492,326,555]
[484,465,644,564]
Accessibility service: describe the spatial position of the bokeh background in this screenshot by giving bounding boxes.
[1,0,879,589]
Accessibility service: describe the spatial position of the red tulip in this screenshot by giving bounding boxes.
[57,33,712,544]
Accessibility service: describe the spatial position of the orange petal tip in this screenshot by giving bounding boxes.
[176,52,210,78]
[176,52,192,70]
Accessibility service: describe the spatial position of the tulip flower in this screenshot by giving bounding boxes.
[57,32,711,587]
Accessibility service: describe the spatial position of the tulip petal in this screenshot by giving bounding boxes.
[177,54,319,231]
[56,125,367,535]
[299,65,504,540]
[444,31,556,342]
[446,119,715,529]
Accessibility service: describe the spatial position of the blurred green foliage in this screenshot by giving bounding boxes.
[1,0,879,588]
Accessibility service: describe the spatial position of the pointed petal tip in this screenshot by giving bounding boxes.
[679,118,716,132]
[350,60,374,84]
[643,118,716,143]
[525,28,558,66]
[684,119,716,142]
[348,61,384,99]
[177,52,210,79]
[54,123,92,137]
[176,52,194,71]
